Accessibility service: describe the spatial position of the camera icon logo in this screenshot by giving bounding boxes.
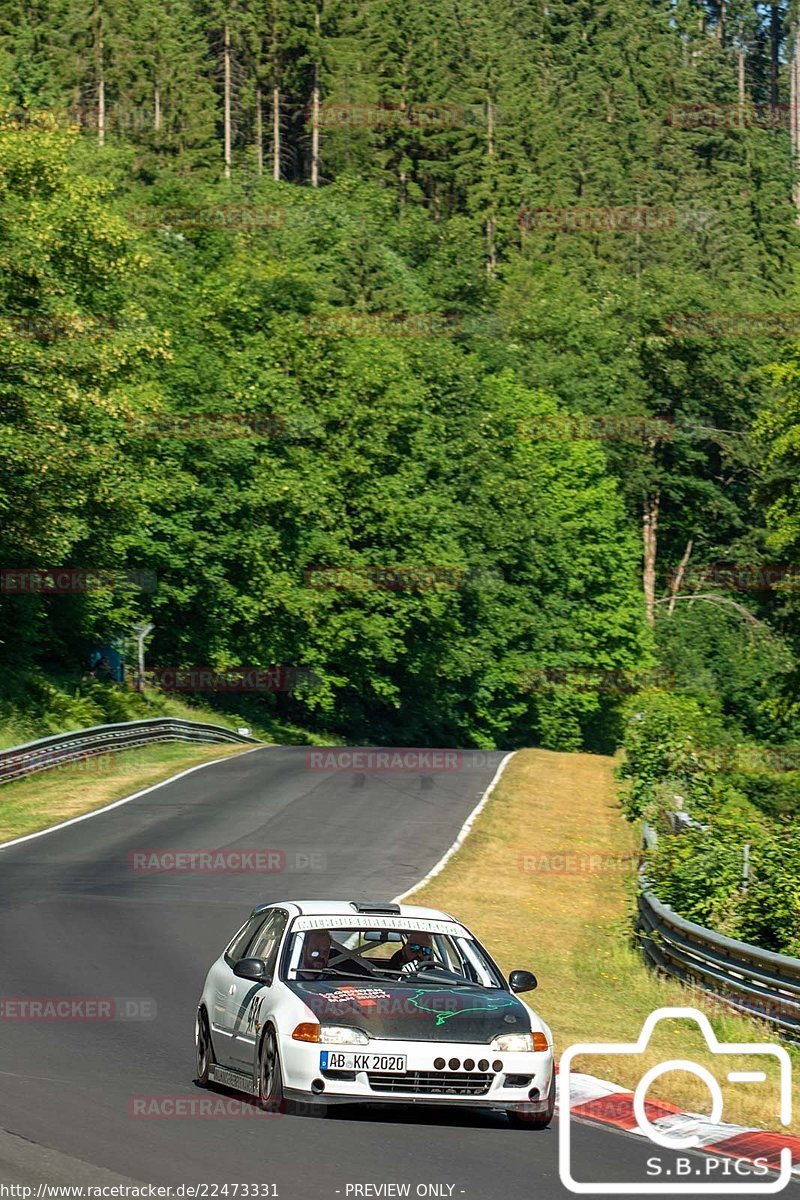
[559,1007,793,1194]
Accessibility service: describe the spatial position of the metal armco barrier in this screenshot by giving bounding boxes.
[639,887,800,1039]
[0,718,261,785]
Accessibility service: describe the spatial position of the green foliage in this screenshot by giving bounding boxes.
[0,0,797,776]
[0,666,326,749]
[655,597,794,741]
[0,128,649,747]
[621,689,800,955]
[728,769,800,822]
[645,825,800,957]
[617,689,726,819]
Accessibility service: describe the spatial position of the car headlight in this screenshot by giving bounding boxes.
[490,1032,548,1052]
[319,1024,370,1045]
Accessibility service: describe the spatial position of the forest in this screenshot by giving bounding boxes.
[0,0,798,767]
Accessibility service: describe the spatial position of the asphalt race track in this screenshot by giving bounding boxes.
[0,746,796,1200]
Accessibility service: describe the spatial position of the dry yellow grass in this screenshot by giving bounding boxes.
[413,748,799,1134]
[0,741,251,842]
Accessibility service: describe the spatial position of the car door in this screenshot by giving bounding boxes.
[227,908,289,1069]
[210,911,272,1065]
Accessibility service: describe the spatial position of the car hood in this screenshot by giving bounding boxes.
[287,978,532,1043]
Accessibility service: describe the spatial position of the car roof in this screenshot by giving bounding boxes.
[253,899,459,922]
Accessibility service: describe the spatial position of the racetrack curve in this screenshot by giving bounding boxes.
[0,746,795,1200]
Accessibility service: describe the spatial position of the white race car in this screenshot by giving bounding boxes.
[195,900,555,1128]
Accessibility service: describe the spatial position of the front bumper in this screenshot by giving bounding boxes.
[280,1035,554,1112]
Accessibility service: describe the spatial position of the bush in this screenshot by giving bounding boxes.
[617,690,726,820]
[644,827,800,956]
[620,690,800,956]
[729,769,800,823]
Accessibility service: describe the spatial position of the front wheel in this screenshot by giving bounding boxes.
[195,1009,214,1086]
[257,1028,285,1112]
[507,1070,555,1130]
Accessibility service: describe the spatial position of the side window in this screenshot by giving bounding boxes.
[249,910,288,975]
[225,913,269,965]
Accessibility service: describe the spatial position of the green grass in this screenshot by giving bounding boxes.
[0,741,252,841]
[413,748,800,1134]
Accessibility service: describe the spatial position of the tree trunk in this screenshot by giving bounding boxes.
[792,28,800,224]
[737,26,745,109]
[310,6,320,187]
[486,97,497,277]
[272,85,280,180]
[255,86,263,175]
[397,65,409,206]
[98,69,105,145]
[667,539,694,617]
[643,491,660,627]
[716,0,725,42]
[154,83,161,131]
[771,4,781,107]
[96,7,105,147]
[270,0,281,181]
[223,22,232,179]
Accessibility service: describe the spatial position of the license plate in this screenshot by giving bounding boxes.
[320,1051,407,1073]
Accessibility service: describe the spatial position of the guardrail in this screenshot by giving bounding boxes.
[0,718,261,785]
[638,887,800,1039]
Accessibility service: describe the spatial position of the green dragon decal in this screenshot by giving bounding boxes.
[406,989,518,1027]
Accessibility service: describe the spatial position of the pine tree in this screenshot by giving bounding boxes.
[112,0,218,173]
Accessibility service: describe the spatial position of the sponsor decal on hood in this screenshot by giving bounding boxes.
[287,980,530,1042]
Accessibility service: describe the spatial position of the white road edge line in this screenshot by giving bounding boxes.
[392,750,516,902]
[0,744,267,853]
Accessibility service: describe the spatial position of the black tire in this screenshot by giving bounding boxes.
[507,1070,555,1130]
[257,1027,285,1112]
[195,1009,214,1086]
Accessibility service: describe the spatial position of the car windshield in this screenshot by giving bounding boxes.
[283,920,504,987]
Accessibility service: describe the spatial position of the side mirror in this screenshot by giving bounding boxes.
[233,957,271,984]
[508,969,538,993]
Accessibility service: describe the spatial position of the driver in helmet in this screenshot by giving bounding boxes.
[297,930,332,979]
[388,931,437,974]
